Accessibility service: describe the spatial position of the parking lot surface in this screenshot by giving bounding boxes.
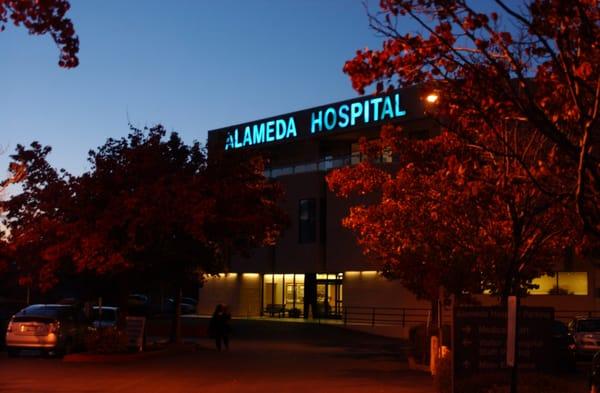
[0,319,434,393]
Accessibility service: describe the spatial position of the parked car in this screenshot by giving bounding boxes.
[5,304,89,357]
[591,351,600,393]
[181,297,198,308]
[569,317,600,357]
[164,298,196,315]
[90,306,120,330]
[127,294,151,316]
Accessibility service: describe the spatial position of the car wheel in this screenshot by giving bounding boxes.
[7,348,19,358]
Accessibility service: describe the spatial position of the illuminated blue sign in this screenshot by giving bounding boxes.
[222,92,407,151]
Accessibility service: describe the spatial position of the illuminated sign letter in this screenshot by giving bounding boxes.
[350,102,363,126]
[243,126,252,146]
[266,120,275,142]
[324,107,336,130]
[225,134,234,150]
[394,93,406,117]
[311,111,323,133]
[338,104,350,127]
[253,123,265,145]
[275,119,287,140]
[234,129,242,148]
[286,117,297,138]
[363,99,370,123]
[371,97,383,121]
[381,96,394,120]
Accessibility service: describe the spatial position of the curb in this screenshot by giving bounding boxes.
[63,348,167,363]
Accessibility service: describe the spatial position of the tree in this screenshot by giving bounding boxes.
[344,0,599,244]
[1,143,71,292]
[0,0,79,67]
[2,126,287,342]
[328,123,576,303]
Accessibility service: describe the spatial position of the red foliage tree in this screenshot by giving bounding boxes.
[3,126,287,341]
[1,142,72,292]
[344,0,599,243]
[327,0,598,302]
[0,0,79,67]
[328,123,577,301]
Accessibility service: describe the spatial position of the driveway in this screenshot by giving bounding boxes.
[0,318,434,393]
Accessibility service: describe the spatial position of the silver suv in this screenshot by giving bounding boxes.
[568,317,600,357]
[5,304,88,357]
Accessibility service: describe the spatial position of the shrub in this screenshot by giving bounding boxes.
[85,328,129,353]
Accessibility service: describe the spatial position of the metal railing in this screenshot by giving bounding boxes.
[342,306,600,328]
[342,306,452,328]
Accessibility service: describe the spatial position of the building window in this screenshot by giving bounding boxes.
[263,274,305,316]
[529,272,588,295]
[299,199,316,243]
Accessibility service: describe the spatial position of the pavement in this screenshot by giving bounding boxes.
[0,318,434,393]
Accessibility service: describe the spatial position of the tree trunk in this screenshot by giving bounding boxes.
[510,295,520,393]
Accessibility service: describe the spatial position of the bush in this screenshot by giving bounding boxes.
[85,328,129,353]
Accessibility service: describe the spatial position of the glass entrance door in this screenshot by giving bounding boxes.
[316,273,343,318]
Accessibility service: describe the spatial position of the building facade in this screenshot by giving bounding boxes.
[199,87,599,337]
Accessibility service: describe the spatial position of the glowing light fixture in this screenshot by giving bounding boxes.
[217,272,237,278]
[425,93,439,104]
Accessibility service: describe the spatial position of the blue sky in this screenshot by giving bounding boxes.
[0,0,397,175]
[1,1,518,178]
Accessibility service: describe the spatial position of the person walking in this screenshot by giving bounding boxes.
[209,304,231,351]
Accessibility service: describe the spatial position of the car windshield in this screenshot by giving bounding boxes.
[16,305,70,318]
[92,309,116,322]
[578,319,600,332]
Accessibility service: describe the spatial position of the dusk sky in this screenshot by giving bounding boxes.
[0,0,404,176]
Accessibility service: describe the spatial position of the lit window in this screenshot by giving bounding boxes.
[558,272,588,295]
[530,275,557,295]
[530,272,588,295]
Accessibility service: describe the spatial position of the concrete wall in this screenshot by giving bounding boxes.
[198,273,262,317]
[343,271,428,309]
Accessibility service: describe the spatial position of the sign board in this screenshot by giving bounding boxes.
[453,306,554,381]
[125,316,146,352]
[206,87,430,153]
